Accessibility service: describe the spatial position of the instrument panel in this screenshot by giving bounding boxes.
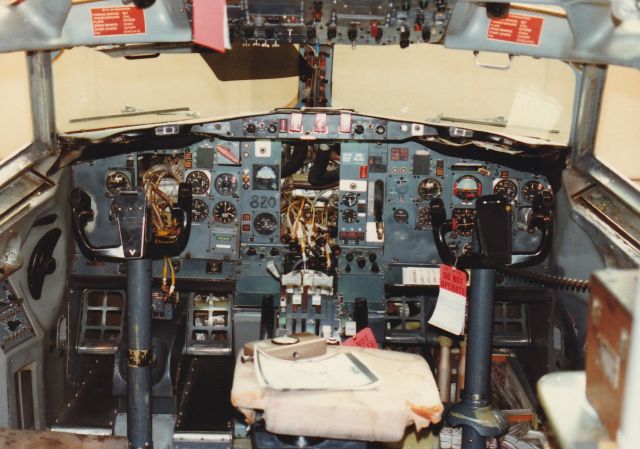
[72,138,552,267]
[70,111,556,350]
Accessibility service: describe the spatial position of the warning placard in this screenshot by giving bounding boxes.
[91,7,146,37]
[487,14,543,46]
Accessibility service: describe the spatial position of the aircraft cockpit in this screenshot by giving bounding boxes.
[0,1,639,449]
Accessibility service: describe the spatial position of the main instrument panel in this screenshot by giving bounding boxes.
[71,112,554,350]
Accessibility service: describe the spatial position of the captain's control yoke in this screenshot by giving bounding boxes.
[69,185,192,449]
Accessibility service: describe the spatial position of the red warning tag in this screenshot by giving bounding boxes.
[487,14,543,46]
[439,264,467,298]
[428,265,468,335]
[343,327,378,348]
[359,166,368,178]
[91,7,146,37]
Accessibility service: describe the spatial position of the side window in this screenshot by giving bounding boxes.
[594,65,640,189]
[0,52,33,160]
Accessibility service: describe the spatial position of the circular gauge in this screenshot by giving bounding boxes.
[522,180,545,204]
[416,206,432,230]
[342,208,357,224]
[493,179,518,202]
[453,175,482,202]
[214,173,238,196]
[342,192,358,207]
[254,212,278,235]
[393,208,409,224]
[158,177,180,199]
[192,199,209,223]
[418,178,442,202]
[186,171,210,195]
[105,170,131,195]
[212,201,237,224]
[452,208,475,237]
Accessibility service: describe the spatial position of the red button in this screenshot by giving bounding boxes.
[242,224,251,232]
[242,213,251,222]
[359,166,368,178]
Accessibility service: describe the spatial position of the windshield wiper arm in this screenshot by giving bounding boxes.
[436,115,559,134]
[70,107,193,124]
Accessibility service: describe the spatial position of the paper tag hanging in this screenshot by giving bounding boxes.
[427,265,468,335]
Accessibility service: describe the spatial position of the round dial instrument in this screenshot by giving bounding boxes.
[186,170,210,195]
[522,180,545,204]
[416,206,432,230]
[191,199,209,223]
[342,192,358,207]
[452,208,475,237]
[393,209,409,224]
[105,170,131,195]
[342,208,357,224]
[212,201,237,224]
[453,175,482,202]
[417,178,442,202]
[214,173,238,196]
[254,213,278,235]
[493,179,518,202]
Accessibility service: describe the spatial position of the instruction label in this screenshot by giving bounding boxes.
[487,14,543,46]
[91,7,146,37]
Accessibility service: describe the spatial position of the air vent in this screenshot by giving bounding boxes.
[77,290,125,354]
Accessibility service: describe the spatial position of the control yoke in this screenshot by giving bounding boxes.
[69,184,193,261]
[429,193,552,269]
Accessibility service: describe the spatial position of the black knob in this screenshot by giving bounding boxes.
[270,247,280,256]
[345,264,352,273]
[348,27,358,42]
[7,320,20,331]
[346,253,354,262]
[133,0,155,7]
[368,253,377,262]
[356,257,367,269]
[327,26,337,40]
[245,27,255,39]
[246,123,256,133]
[399,26,410,49]
[265,27,275,39]
[267,123,277,134]
[375,125,385,135]
[307,27,317,40]
[371,262,380,273]
[486,2,510,19]
[354,124,365,135]
[422,27,431,42]
[420,0,429,7]
[402,0,411,11]
[247,247,257,256]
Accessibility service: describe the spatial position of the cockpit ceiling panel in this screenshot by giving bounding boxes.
[1,0,639,68]
[446,0,640,69]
